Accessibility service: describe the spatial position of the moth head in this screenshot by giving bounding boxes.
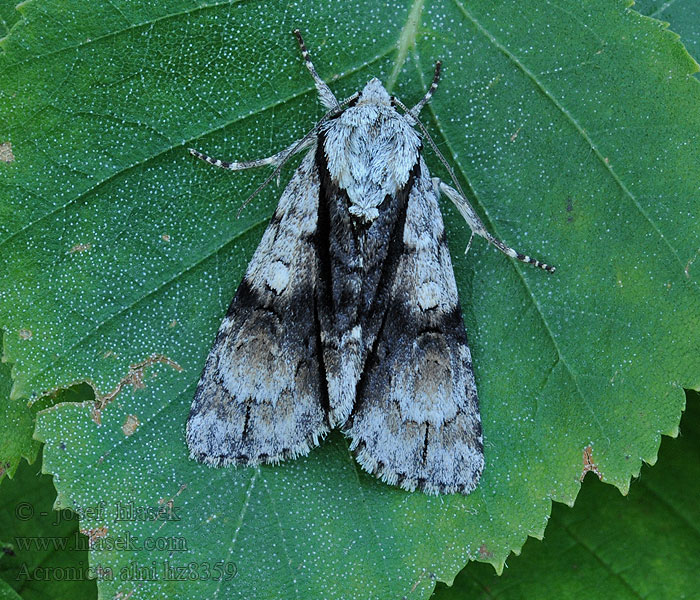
[357,78,392,106]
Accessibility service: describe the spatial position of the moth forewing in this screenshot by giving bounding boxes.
[186,152,328,466]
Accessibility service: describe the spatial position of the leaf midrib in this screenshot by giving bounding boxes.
[649,0,681,19]
[640,477,700,538]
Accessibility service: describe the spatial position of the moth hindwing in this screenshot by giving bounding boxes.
[186,30,555,495]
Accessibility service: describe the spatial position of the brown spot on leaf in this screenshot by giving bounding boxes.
[478,543,493,559]
[0,461,11,478]
[509,126,522,142]
[80,526,108,549]
[0,142,14,163]
[169,319,178,328]
[69,243,92,253]
[92,354,183,424]
[122,414,140,436]
[162,234,170,242]
[18,328,32,340]
[581,445,603,481]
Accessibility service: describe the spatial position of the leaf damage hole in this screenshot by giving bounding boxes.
[92,354,183,424]
[580,445,603,481]
[18,328,32,340]
[0,142,14,163]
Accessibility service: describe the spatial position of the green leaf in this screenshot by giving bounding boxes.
[1,0,698,598]
[433,391,700,599]
[0,452,96,600]
[0,332,39,482]
[0,581,22,600]
[634,0,700,65]
[0,330,90,483]
[0,1,20,41]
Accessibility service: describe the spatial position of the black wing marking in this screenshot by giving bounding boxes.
[313,126,417,427]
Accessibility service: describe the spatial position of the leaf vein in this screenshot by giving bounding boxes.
[453,0,690,280]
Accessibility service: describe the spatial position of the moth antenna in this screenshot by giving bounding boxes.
[192,31,357,216]
[293,29,340,110]
[190,130,317,216]
[395,95,462,191]
[409,61,442,118]
[192,111,355,218]
[394,68,469,203]
[189,145,299,172]
[400,100,468,201]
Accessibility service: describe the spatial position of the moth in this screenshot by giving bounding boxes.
[186,31,555,495]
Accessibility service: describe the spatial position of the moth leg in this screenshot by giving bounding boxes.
[436,179,556,273]
[189,135,314,171]
[408,61,442,120]
[293,29,340,110]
